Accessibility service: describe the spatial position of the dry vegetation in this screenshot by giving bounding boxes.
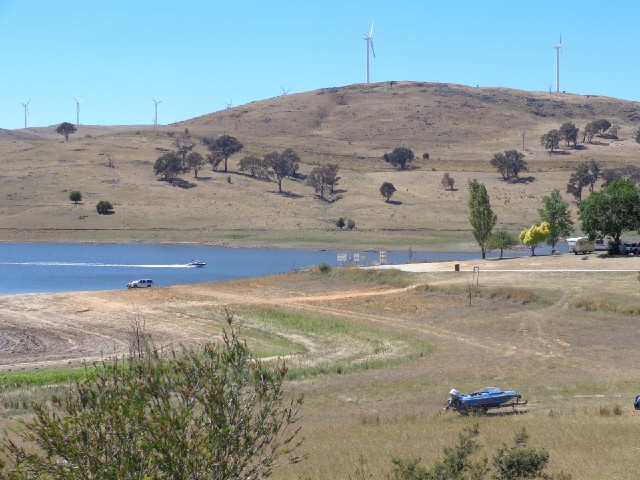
[3,82,640,478]
[2,258,640,478]
[2,82,640,248]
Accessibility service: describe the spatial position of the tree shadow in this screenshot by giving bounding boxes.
[195,175,213,181]
[168,178,197,189]
[317,194,344,204]
[507,176,536,184]
[547,150,571,156]
[387,200,403,205]
[572,144,587,150]
[590,140,610,146]
[271,191,304,198]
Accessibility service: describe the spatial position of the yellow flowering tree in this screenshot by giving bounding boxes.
[519,221,550,256]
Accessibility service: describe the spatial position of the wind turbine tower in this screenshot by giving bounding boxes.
[152,97,162,130]
[364,22,375,83]
[73,98,83,125]
[554,35,563,93]
[20,100,30,129]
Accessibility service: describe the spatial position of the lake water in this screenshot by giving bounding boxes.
[0,243,555,294]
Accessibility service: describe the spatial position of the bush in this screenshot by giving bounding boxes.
[422,152,429,160]
[347,219,356,230]
[0,323,304,479]
[318,263,332,274]
[96,200,113,215]
[69,190,82,204]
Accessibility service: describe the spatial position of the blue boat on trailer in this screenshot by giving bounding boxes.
[446,387,527,414]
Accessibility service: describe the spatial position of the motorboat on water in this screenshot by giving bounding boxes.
[188,259,206,267]
[446,387,527,414]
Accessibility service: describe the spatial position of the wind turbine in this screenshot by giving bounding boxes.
[225,100,233,109]
[20,100,30,129]
[364,22,375,83]
[280,86,290,96]
[554,35,563,93]
[152,97,162,130]
[73,97,84,125]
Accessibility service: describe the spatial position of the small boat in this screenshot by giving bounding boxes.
[445,387,527,414]
[188,259,206,267]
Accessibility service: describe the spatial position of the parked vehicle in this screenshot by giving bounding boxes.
[635,395,640,410]
[127,279,154,288]
[567,237,595,254]
[445,387,527,414]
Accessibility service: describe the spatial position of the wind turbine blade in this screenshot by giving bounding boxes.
[370,22,374,37]
[370,39,375,58]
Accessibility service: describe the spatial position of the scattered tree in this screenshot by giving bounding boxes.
[153,152,186,181]
[207,134,243,173]
[559,122,579,147]
[336,217,346,230]
[594,118,612,136]
[382,147,415,170]
[422,152,430,160]
[539,189,574,252]
[490,150,528,181]
[468,179,497,259]
[0,323,304,479]
[324,163,341,194]
[486,230,518,259]
[346,218,356,230]
[69,190,82,204]
[175,138,195,162]
[566,160,600,203]
[186,151,205,178]
[307,164,340,199]
[519,221,550,256]
[609,124,620,139]
[380,182,396,202]
[634,126,640,144]
[579,179,640,253]
[96,200,113,215]
[239,155,269,179]
[540,129,561,152]
[441,172,455,190]
[265,149,300,194]
[56,122,77,141]
[601,164,640,187]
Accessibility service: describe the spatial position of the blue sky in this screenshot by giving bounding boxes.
[1,0,639,130]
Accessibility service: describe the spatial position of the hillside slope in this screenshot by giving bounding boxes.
[2,81,640,248]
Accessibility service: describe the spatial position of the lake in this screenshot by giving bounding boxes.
[0,242,554,294]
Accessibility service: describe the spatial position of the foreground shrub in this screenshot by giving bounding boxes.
[0,323,304,479]
[95,200,113,214]
[389,425,567,480]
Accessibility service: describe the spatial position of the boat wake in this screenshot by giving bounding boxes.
[0,262,192,268]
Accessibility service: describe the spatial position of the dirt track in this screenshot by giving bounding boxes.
[1,254,639,372]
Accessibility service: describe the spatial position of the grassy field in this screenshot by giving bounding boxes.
[2,259,640,478]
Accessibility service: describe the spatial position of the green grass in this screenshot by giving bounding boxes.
[320,267,414,288]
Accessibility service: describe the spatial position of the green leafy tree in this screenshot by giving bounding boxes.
[96,200,113,214]
[539,189,574,252]
[583,121,598,143]
[69,190,82,204]
[239,155,269,179]
[490,150,527,181]
[346,218,356,230]
[382,147,415,170]
[566,160,600,203]
[265,149,300,194]
[336,217,346,230]
[325,163,341,194]
[468,179,497,259]
[380,182,396,202]
[56,122,77,141]
[185,151,205,178]
[559,122,579,147]
[153,152,186,181]
[307,164,340,200]
[486,230,518,259]
[207,134,243,173]
[594,118,612,136]
[175,138,195,161]
[609,124,620,139]
[519,221,550,256]
[579,179,640,253]
[540,129,561,152]
[0,325,304,479]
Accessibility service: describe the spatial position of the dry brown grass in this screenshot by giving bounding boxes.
[1,260,640,478]
[2,82,640,248]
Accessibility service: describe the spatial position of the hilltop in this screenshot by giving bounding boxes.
[1,81,640,248]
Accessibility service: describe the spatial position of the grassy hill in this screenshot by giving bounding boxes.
[2,81,640,248]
